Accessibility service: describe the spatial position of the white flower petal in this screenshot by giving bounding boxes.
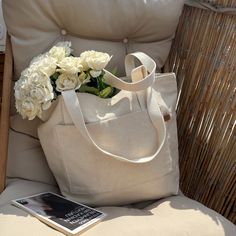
[56,74,81,92]
[90,70,102,78]
[54,41,72,56]
[14,71,54,120]
[48,46,66,63]
[80,50,112,71]
[57,57,83,74]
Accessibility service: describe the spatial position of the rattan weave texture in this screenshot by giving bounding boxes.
[166,4,236,223]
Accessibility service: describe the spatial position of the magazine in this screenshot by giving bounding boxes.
[12,192,106,235]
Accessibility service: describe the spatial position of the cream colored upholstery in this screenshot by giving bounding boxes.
[4,0,184,79]
[0,179,235,236]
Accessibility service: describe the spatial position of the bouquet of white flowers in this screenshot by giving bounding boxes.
[14,42,113,120]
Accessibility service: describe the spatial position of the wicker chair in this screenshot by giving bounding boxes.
[0,0,235,233]
[165,1,236,223]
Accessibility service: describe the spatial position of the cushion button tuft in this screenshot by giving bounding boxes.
[61,29,67,35]
[123,38,128,44]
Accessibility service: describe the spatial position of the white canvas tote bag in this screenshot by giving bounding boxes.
[38,52,179,206]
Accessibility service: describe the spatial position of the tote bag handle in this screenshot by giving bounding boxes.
[62,53,166,163]
[103,52,156,91]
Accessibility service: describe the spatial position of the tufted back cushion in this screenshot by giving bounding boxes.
[3,0,184,185]
[3,0,184,78]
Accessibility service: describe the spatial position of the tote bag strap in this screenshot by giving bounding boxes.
[103,52,156,91]
[62,88,166,163]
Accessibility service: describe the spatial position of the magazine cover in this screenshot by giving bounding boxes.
[12,192,106,235]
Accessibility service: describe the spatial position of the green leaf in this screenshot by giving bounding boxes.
[99,87,113,98]
[78,85,99,96]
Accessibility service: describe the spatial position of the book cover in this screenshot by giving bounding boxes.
[12,192,106,235]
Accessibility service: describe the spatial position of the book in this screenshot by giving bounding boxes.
[11,192,107,235]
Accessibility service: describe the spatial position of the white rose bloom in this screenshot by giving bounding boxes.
[48,46,66,63]
[89,70,102,78]
[56,73,82,92]
[80,50,112,71]
[54,41,72,56]
[57,57,83,74]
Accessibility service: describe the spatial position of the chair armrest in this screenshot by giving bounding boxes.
[0,33,13,193]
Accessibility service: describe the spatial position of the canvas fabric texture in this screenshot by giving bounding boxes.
[37,52,179,206]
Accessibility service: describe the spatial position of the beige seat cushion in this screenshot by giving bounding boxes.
[0,178,59,207]
[7,126,57,185]
[0,179,235,236]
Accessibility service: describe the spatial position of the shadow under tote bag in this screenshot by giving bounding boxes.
[38,52,179,206]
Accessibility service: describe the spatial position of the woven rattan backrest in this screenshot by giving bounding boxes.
[166,0,236,223]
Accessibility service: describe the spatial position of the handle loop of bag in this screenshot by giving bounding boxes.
[62,88,166,163]
[62,52,167,163]
[103,52,156,92]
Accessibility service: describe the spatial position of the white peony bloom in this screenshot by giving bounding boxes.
[14,72,54,120]
[80,50,112,71]
[15,97,42,120]
[30,54,45,66]
[56,73,82,92]
[30,83,54,103]
[29,73,54,101]
[31,72,53,89]
[14,75,28,99]
[21,68,33,78]
[57,56,83,74]
[28,55,57,77]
